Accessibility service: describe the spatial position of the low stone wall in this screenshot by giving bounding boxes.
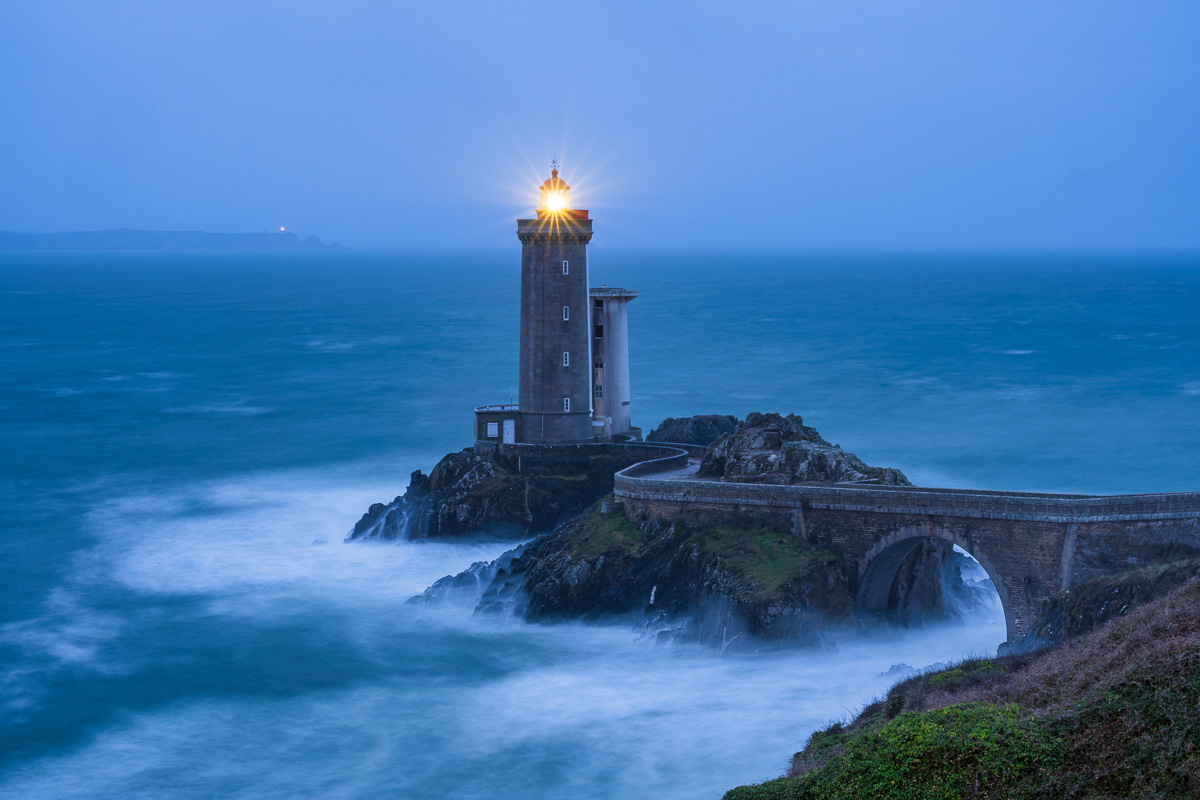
[614,472,1200,524]
[476,441,693,476]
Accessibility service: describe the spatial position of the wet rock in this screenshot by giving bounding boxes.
[346,448,651,542]
[420,503,859,649]
[646,415,740,447]
[1000,557,1200,654]
[699,412,911,486]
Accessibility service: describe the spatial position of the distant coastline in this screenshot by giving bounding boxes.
[0,228,348,251]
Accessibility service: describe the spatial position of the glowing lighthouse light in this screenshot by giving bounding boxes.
[539,166,571,214]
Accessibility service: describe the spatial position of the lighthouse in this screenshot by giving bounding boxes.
[513,168,596,443]
[475,166,639,447]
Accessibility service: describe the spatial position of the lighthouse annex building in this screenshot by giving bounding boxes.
[475,168,640,447]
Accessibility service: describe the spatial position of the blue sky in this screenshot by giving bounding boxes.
[1,1,1198,249]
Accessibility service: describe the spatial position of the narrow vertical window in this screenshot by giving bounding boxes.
[562,260,569,275]
[564,397,570,412]
[563,306,569,321]
[562,351,570,367]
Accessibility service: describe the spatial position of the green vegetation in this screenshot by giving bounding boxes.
[559,500,643,562]
[728,704,1058,800]
[1016,556,1200,650]
[689,524,839,602]
[724,574,1200,800]
[557,502,838,604]
[928,660,1002,689]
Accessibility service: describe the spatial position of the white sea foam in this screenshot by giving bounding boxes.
[0,463,1007,800]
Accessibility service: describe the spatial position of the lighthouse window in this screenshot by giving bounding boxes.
[563,397,570,412]
[562,260,569,275]
[594,385,603,399]
[562,351,570,367]
[486,422,498,438]
[594,324,604,339]
[593,298,603,309]
[563,306,569,321]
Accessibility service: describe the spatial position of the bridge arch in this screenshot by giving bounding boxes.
[855,523,1017,641]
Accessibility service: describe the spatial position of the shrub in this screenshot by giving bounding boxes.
[728,703,1058,800]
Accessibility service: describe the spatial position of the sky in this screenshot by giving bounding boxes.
[1,1,1198,250]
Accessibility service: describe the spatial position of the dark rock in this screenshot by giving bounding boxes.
[420,503,860,649]
[698,412,911,486]
[1000,557,1200,655]
[889,539,955,624]
[417,496,974,648]
[346,448,652,542]
[646,415,740,447]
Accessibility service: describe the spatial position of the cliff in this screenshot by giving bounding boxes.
[726,561,1200,799]
[346,447,653,541]
[505,504,851,647]
[646,414,740,447]
[419,498,969,648]
[699,412,912,486]
[377,413,957,645]
[1001,556,1200,654]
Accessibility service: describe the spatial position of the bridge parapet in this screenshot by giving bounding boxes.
[614,471,1200,524]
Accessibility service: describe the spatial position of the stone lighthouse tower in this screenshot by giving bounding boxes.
[474,166,640,448]
[514,168,595,443]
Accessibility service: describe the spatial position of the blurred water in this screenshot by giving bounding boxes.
[0,250,1196,798]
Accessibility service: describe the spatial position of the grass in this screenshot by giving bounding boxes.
[724,575,1200,800]
[690,524,840,602]
[1031,556,1200,644]
[555,505,840,605]
[559,501,643,561]
[728,703,1059,800]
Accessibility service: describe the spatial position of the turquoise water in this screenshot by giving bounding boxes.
[1,250,1197,799]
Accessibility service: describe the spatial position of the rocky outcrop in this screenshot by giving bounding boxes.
[1000,557,1200,654]
[418,501,974,648]
[884,543,998,626]
[699,412,911,486]
[420,503,853,648]
[346,448,648,541]
[646,414,740,447]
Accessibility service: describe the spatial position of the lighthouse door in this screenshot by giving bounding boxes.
[502,419,516,444]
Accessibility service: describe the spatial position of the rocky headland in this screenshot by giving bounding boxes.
[372,413,968,648]
[645,414,740,447]
[699,412,911,486]
[348,410,1200,795]
[348,411,1200,794]
[346,447,651,541]
[417,498,983,649]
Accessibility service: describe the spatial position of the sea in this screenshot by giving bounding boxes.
[1,250,1197,799]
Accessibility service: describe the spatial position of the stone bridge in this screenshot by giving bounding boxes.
[612,446,1200,641]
